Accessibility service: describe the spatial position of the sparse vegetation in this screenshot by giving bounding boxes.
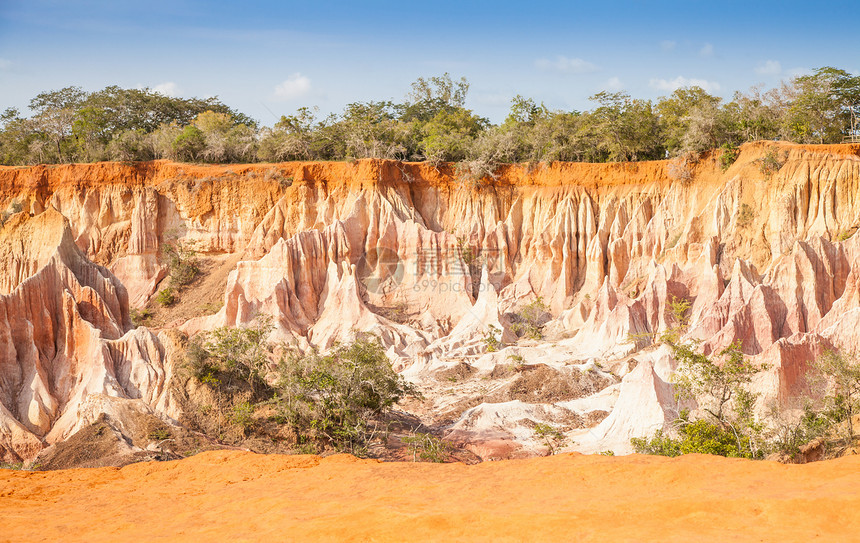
[667,154,693,183]
[511,297,551,340]
[147,427,171,441]
[402,432,450,463]
[162,239,200,289]
[759,148,787,177]
[130,308,154,326]
[0,200,23,227]
[836,229,856,242]
[185,323,414,455]
[155,287,176,307]
[534,423,567,455]
[737,203,754,228]
[813,349,860,444]
[483,324,503,352]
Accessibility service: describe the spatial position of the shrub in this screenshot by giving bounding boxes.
[155,287,176,307]
[759,148,786,177]
[230,401,255,431]
[667,157,692,183]
[130,308,154,327]
[534,423,566,455]
[633,340,770,459]
[668,295,691,330]
[148,428,171,441]
[483,324,502,352]
[162,240,200,289]
[737,203,754,228]
[511,297,551,340]
[201,318,274,395]
[719,143,739,171]
[631,418,742,457]
[836,229,855,242]
[814,349,860,443]
[273,334,417,453]
[402,432,450,462]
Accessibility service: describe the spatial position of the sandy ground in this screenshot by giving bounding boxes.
[2,451,859,542]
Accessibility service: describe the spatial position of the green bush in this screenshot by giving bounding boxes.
[272,335,417,453]
[195,318,274,395]
[155,287,175,306]
[483,324,502,352]
[230,401,255,431]
[130,308,154,327]
[631,419,741,457]
[147,428,171,441]
[719,143,739,171]
[737,203,754,228]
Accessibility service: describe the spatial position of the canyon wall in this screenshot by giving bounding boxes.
[1,141,859,460]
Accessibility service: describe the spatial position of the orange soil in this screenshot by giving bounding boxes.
[1,141,857,196]
[2,451,859,542]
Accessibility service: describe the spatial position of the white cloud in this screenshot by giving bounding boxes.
[535,56,599,74]
[649,76,721,93]
[755,60,782,76]
[699,43,714,57]
[604,76,623,91]
[660,40,676,52]
[273,73,312,101]
[152,82,179,97]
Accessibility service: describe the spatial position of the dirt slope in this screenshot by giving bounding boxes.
[2,450,859,542]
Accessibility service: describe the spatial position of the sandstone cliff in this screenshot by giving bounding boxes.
[1,141,859,460]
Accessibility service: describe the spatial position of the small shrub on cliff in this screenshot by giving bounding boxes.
[737,203,754,228]
[836,229,856,242]
[511,297,551,340]
[719,143,739,171]
[402,432,450,463]
[162,240,200,289]
[156,287,176,307]
[534,423,567,455]
[0,200,23,227]
[130,308,154,326]
[759,148,787,177]
[483,325,502,352]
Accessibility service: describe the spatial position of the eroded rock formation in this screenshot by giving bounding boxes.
[2,141,860,460]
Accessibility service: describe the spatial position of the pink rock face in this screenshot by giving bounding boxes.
[2,143,860,458]
[0,210,178,462]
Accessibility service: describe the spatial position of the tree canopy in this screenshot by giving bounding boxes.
[2,67,858,168]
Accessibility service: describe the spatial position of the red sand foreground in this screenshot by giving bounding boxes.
[2,450,859,542]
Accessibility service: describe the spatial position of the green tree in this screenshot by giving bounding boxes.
[28,86,87,162]
[172,125,206,162]
[783,67,860,143]
[814,349,860,443]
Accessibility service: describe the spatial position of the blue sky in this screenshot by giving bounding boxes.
[1,0,858,124]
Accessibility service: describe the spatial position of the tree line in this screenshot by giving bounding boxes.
[1,67,858,169]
